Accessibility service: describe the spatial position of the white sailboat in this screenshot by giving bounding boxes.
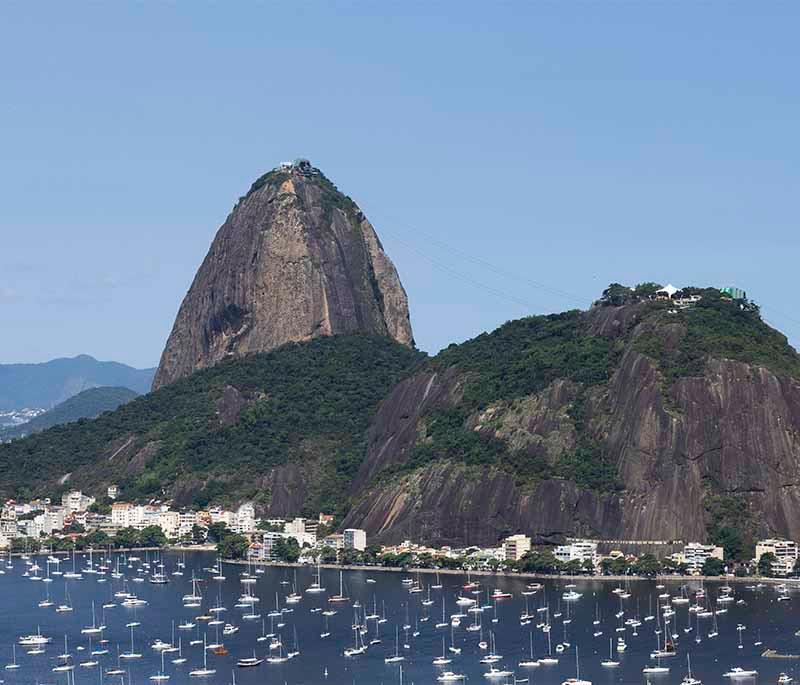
[562,646,591,685]
[189,638,216,677]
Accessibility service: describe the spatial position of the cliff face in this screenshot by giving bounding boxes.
[342,303,800,547]
[153,160,413,389]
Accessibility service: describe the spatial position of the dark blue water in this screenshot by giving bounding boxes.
[0,551,796,685]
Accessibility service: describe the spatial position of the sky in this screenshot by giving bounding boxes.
[1,2,798,368]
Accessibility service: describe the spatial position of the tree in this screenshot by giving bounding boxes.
[519,550,562,574]
[319,546,338,564]
[88,500,112,515]
[190,524,207,544]
[64,522,86,534]
[564,559,584,575]
[256,521,284,532]
[207,522,231,543]
[114,527,140,549]
[758,552,777,577]
[84,530,109,547]
[340,548,362,566]
[582,559,595,575]
[701,557,725,576]
[600,556,628,576]
[632,554,661,577]
[598,283,633,307]
[217,533,249,560]
[794,557,800,577]
[272,537,301,563]
[138,525,167,547]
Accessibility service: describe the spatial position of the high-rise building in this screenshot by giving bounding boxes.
[755,539,798,576]
[503,534,531,561]
[343,528,367,551]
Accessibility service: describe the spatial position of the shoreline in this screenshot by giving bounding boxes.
[10,545,795,586]
[219,557,797,585]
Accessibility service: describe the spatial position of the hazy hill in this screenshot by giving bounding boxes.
[0,355,155,411]
[0,387,138,441]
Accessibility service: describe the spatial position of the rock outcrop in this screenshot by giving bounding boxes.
[342,304,800,547]
[153,160,413,389]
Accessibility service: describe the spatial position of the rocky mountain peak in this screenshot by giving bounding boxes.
[153,162,413,389]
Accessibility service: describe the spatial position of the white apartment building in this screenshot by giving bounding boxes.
[677,542,724,575]
[503,534,531,562]
[46,508,66,532]
[178,511,198,538]
[208,507,234,527]
[259,531,298,561]
[107,485,119,500]
[111,503,134,528]
[284,518,317,544]
[756,539,799,576]
[343,528,367,551]
[232,504,256,534]
[61,490,95,513]
[111,503,162,531]
[158,511,181,539]
[555,541,599,567]
[322,534,344,550]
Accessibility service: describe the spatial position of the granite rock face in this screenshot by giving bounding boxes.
[342,306,800,546]
[154,160,413,389]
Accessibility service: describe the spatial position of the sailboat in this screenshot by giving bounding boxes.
[320,613,331,639]
[682,654,702,685]
[519,631,539,667]
[171,638,186,665]
[328,571,349,603]
[385,627,404,663]
[432,571,443,589]
[105,645,127,677]
[539,624,559,665]
[5,644,20,670]
[306,560,326,593]
[600,638,619,667]
[436,597,449,629]
[562,646,591,685]
[287,627,300,659]
[82,601,105,634]
[432,636,452,665]
[120,625,142,659]
[189,637,216,677]
[57,584,74,613]
[80,636,99,668]
[343,624,367,657]
[236,650,263,668]
[449,624,461,654]
[149,650,170,681]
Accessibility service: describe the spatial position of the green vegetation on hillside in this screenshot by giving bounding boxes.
[387,312,623,492]
[633,288,800,381]
[0,336,424,513]
[704,491,757,561]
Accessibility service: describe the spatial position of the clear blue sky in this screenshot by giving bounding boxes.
[1,2,798,368]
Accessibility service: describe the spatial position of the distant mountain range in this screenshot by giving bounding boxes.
[0,355,155,411]
[0,387,139,441]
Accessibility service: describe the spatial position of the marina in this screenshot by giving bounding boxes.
[0,551,796,684]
